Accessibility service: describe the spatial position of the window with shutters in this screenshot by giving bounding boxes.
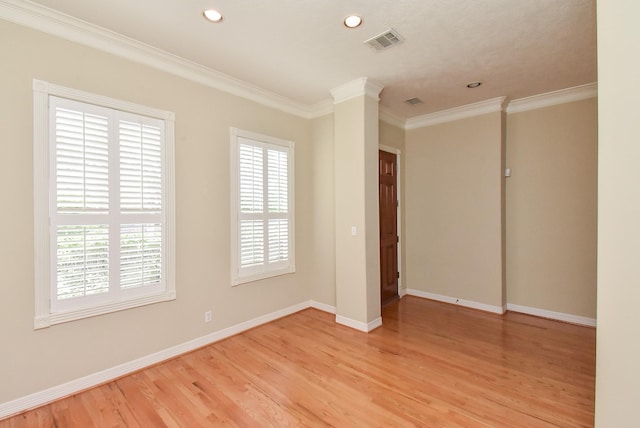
[230,128,295,285]
[33,80,175,329]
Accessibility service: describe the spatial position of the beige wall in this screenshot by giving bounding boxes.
[0,21,319,403]
[595,1,640,425]
[379,120,405,152]
[333,97,367,322]
[363,95,381,322]
[405,113,504,308]
[506,99,598,318]
[333,94,381,324]
[309,114,336,306]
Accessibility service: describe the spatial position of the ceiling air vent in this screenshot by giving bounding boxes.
[404,97,424,106]
[364,28,404,51]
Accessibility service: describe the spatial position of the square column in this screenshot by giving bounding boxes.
[331,78,383,332]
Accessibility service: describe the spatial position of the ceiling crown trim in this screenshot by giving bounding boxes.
[0,1,598,126]
[0,0,317,118]
[405,97,508,130]
[506,82,597,114]
[379,107,405,129]
[330,77,384,104]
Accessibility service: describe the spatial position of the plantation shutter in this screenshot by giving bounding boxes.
[266,148,289,263]
[50,97,165,312]
[239,143,265,268]
[234,133,293,283]
[53,100,111,302]
[119,118,164,289]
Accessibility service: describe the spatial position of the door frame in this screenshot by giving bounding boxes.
[379,144,403,296]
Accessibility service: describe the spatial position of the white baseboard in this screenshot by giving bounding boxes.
[398,287,408,298]
[403,289,596,327]
[0,300,331,420]
[310,300,383,332]
[308,300,336,314]
[335,315,383,332]
[506,303,596,327]
[406,289,506,314]
[4,294,594,419]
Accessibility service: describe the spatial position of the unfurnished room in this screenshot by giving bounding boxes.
[1,0,639,426]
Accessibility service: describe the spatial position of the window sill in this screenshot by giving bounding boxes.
[232,266,296,286]
[34,290,176,329]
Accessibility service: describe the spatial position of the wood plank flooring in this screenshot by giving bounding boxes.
[0,296,596,427]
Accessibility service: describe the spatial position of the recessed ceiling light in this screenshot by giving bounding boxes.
[203,9,223,23]
[344,15,363,28]
[467,81,482,88]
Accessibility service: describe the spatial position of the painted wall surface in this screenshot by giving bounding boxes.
[379,120,404,151]
[405,113,504,308]
[333,97,367,322]
[309,114,336,307]
[0,21,317,403]
[506,99,597,318]
[333,94,381,324]
[364,95,381,322]
[595,1,640,425]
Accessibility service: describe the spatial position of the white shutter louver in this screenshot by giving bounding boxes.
[267,148,288,264]
[119,117,164,290]
[56,225,109,299]
[120,120,163,213]
[239,143,263,214]
[55,107,109,213]
[268,219,288,262]
[239,142,264,268]
[120,223,162,288]
[232,129,294,284]
[34,82,174,327]
[267,149,287,213]
[240,220,264,267]
[54,102,111,302]
[48,95,168,315]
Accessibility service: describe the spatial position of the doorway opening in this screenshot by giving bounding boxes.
[379,148,400,305]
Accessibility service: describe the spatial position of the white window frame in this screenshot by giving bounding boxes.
[33,80,176,329]
[230,127,295,285]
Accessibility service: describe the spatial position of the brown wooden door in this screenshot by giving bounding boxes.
[379,150,398,305]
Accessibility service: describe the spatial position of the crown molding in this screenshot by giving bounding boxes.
[506,82,597,114]
[390,83,598,131]
[405,96,507,130]
[0,1,599,125]
[0,0,317,118]
[330,77,384,104]
[306,97,335,119]
[379,106,405,129]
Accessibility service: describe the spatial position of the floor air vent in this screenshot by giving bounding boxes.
[364,28,404,51]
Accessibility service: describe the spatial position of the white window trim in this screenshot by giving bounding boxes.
[33,79,176,329]
[230,127,295,286]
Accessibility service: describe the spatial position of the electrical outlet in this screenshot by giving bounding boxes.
[204,310,212,323]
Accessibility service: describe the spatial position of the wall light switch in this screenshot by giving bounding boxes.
[351,226,357,236]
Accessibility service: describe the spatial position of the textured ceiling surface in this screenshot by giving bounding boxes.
[26,0,597,119]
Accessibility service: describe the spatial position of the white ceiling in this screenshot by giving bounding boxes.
[22,0,597,120]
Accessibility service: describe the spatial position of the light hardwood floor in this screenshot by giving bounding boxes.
[1,296,596,427]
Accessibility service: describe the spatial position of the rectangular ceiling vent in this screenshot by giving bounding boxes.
[404,97,424,106]
[364,28,404,51]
